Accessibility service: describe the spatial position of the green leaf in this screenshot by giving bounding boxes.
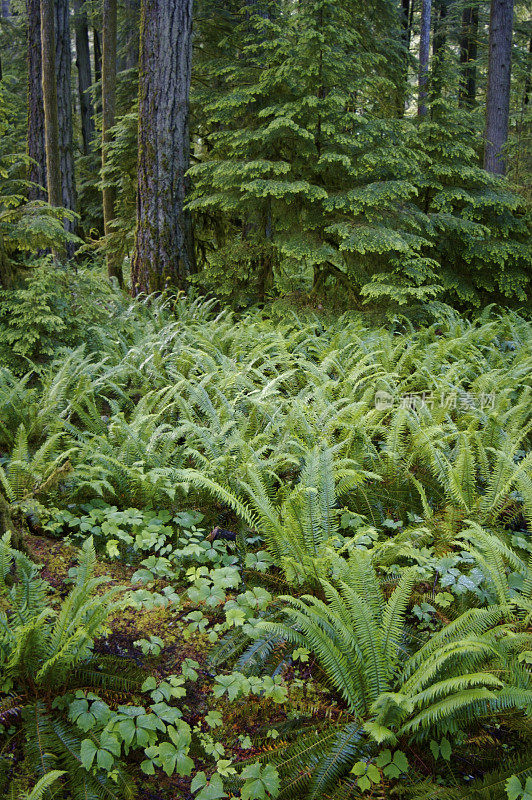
[440,738,452,761]
[80,739,97,770]
[96,747,114,772]
[142,676,157,692]
[191,771,207,792]
[392,750,409,773]
[506,776,523,800]
[376,749,392,768]
[195,773,227,800]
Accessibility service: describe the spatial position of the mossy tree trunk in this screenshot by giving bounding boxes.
[73,0,95,156]
[102,0,123,286]
[40,0,62,209]
[27,0,47,200]
[131,0,196,295]
[55,0,77,256]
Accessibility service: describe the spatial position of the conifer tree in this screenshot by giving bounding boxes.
[190,0,429,305]
[484,0,515,174]
[55,0,77,254]
[418,0,432,115]
[27,0,46,200]
[102,0,123,285]
[131,0,195,294]
[40,0,62,208]
[74,0,95,155]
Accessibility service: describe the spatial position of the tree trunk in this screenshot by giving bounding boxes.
[40,0,62,208]
[93,26,102,83]
[73,0,95,155]
[101,0,122,284]
[93,27,102,115]
[27,0,47,200]
[484,0,514,174]
[459,5,478,107]
[131,0,195,295]
[55,0,77,253]
[418,0,432,115]
[396,0,411,115]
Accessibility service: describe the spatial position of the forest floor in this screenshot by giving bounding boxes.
[23,529,328,799]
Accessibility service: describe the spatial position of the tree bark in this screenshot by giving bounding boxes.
[131,0,195,295]
[55,0,77,253]
[102,0,122,284]
[40,0,62,208]
[484,0,514,174]
[93,26,102,83]
[396,0,411,115]
[27,0,47,200]
[459,5,478,107]
[73,0,95,155]
[418,0,432,115]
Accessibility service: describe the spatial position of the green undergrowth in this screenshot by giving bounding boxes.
[0,291,531,799]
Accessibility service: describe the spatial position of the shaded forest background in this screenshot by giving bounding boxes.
[0,0,530,314]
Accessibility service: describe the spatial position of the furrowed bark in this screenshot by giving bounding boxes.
[418,0,432,115]
[131,0,195,295]
[102,0,123,285]
[74,0,96,155]
[55,0,77,254]
[27,0,47,200]
[40,0,62,208]
[484,0,514,174]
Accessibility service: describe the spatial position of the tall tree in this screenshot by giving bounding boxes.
[119,0,139,70]
[102,0,122,284]
[55,0,77,251]
[398,0,413,115]
[74,0,95,155]
[40,0,62,207]
[131,0,195,295]
[27,0,47,200]
[418,0,432,115]
[93,26,102,80]
[484,0,514,174]
[459,5,479,107]
[430,0,448,102]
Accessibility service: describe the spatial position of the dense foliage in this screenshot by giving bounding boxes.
[0,0,531,796]
[0,288,530,798]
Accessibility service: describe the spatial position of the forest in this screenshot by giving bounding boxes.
[0,0,531,798]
